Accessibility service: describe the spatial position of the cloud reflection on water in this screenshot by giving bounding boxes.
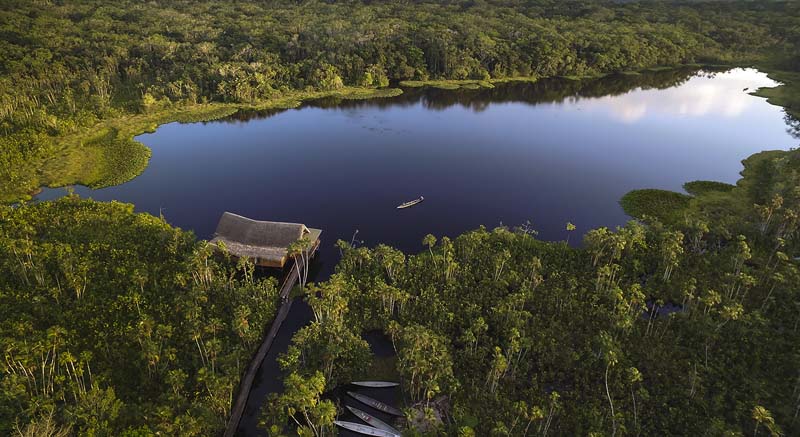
[575,68,781,123]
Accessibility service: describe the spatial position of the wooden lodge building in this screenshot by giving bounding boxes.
[210,212,322,268]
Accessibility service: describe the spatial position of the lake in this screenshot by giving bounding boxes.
[39,68,795,262]
[36,67,797,435]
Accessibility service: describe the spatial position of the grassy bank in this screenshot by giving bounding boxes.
[620,181,738,225]
[399,76,540,90]
[399,63,739,90]
[400,79,496,90]
[752,69,800,121]
[5,87,402,203]
[619,149,795,227]
[683,180,736,196]
[620,189,693,224]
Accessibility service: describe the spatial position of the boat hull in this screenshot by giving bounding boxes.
[347,391,404,416]
[334,421,398,437]
[346,405,401,435]
[396,197,424,209]
[351,381,400,388]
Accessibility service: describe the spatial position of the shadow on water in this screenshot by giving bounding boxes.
[643,300,684,319]
[362,330,395,358]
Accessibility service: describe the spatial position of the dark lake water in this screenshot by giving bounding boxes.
[36,67,798,435]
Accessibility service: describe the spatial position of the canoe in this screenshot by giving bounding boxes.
[351,381,400,388]
[334,421,398,437]
[346,405,401,435]
[347,391,404,416]
[396,196,424,209]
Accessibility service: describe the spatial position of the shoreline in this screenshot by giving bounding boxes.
[6,87,404,203]
[7,62,797,205]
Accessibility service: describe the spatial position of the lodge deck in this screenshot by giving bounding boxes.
[210,212,322,268]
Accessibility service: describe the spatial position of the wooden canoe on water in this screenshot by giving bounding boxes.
[347,391,404,416]
[396,196,424,209]
[346,405,401,436]
[334,421,398,437]
[351,381,400,388]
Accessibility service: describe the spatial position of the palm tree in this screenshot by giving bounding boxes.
[423,234,437,268]
[288,236,312,289]
[752,405,780,437]
[566,222,576,244]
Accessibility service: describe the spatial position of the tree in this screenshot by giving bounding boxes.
[566,222,576,244]
[269,372,336,437]
[396,324,455,404]
[288,236,312,289]
[599,331,619,437]
[752,405,780,437]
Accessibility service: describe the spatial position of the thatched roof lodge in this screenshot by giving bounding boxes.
[210,212,322,268]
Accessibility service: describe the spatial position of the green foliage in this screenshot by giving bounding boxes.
[619,189,693,224]
[683,180,737,196]
[263,371,336,437]
[400,79,495,90]
[396,324,456,403]
[0,196,280,435]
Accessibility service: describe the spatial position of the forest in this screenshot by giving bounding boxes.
[2,0,800,436]
[0,198,281,435]
[1,0,800,201]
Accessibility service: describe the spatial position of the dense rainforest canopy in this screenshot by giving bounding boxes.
[1,0,800,201]
[0,198,281,435]
[2,0,800,436]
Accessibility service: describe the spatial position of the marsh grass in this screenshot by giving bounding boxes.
[620,189,693,223]
[620,149,793,227]
[400,79,496,89]
[683,180,736,196]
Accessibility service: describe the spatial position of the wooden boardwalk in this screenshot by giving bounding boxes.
[223,239,320,437]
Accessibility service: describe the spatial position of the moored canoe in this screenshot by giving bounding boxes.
[347,391,404,416]
[351,381,400,388]
[334,421,398,437]
[346,405,401,435]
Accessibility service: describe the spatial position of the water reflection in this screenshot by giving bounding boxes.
[229,67,704,122]
[786,113,800,139]
[578,69,781,123]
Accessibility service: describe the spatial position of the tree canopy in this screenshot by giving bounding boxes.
[0,197,281,435]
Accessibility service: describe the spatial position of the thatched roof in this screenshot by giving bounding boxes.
[209,212,320,267]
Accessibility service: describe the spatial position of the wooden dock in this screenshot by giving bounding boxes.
[223,238,320,437]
